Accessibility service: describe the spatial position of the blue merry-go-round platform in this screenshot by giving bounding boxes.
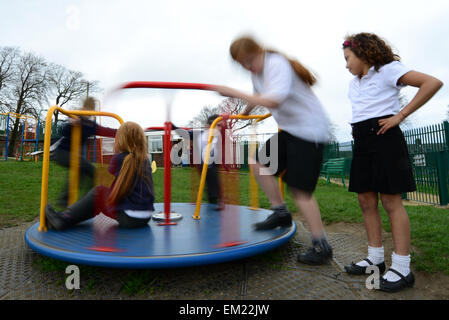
[25,203,296,268]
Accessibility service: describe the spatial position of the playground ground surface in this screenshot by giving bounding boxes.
[1,211,448,301]
[1,162,448,304]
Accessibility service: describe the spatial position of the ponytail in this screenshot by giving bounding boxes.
[107,122,153,205]
[266,49,317,86]
[108,153,135,205]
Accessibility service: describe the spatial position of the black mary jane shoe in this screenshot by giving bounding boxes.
[344,258,386,275]
[379,268,415,293]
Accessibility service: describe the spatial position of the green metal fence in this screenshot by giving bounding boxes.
[323,121,449,206]
[323,141,353,178]
[403,121,449,205]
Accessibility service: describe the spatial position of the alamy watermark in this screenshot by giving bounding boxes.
[66,5,81,31]
[365,265,380,290]
[169,128,279,175]
[65,265,80,290]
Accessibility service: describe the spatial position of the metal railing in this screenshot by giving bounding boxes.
[322,121,449,206]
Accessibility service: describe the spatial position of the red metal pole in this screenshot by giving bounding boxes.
[145,126,191,132]
[164,121,171,216]
[119,81,214,91]
[159,121,176,226]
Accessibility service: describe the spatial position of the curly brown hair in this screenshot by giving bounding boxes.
[343,33,400,71]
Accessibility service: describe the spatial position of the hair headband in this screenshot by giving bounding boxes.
[343,40,357,49]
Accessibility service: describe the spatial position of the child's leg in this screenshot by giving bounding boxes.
[380,193,412,283]
[45,186,109,230]
[250,162,283,207]
[250,162,291,230]
[358,192,383,248]
[205,164,220,204]
[379,193,410,255]
[53,149,71,205]
[79,157,95,191]
[290,188,324,238]
[345,192,385,273]
[292,187,332,265]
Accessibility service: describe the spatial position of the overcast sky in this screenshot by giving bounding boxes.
[1,0,448,141]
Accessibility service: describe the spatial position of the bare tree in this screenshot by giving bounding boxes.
[186,105,221,128]
[217,97,266,133]
[48,64,101,124]
[49,64,86,108]
[0,47,19,112]
[6,52,51,156]
[187,97,268,133]
[0,47,104,157]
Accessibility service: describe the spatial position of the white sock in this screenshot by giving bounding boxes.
[383,252,411,282]
[356,246,384,267]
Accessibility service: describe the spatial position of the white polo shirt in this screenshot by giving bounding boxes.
[251,53,331,143]
[348,61,411,124]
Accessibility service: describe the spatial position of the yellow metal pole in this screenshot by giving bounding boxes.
[98,100,104,164]
[277,127,285,200]
[38,106,58,232]
[249,126,259,210]
[193,117,222,219]
[249,163,259,210]
[68,121,81,206]
[279,171,286,201]
[193,114,272,219]
[38,106,124,232]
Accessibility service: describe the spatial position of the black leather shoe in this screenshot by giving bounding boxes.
[345,258,386,275]
[253,211,292,230]
[297,245,333,265]
[45,205,70,231]
[379,268,415,292]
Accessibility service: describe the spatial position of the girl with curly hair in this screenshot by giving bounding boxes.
[342,32,443,292]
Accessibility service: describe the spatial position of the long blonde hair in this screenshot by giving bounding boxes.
[230,36,317,86]
[108,121,153,205]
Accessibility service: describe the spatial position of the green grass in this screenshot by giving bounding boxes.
[121,270,161,296]
[0,161,67,227]
[1,162,448,293]
[0,161,92,227]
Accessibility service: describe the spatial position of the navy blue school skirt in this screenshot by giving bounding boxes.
[349,115,416,194]
[258,130,324,193]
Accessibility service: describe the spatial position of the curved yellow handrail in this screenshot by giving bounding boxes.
[38,106,124,232]
[193,113,273,219]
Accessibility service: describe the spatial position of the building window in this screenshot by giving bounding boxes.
[148,135,163,153]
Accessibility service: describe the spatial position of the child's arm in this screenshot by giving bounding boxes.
[171,123,193,140]
[214,85,280,110]
[241,103,257,115]
[377,71,443,134]
[96,124,117,138]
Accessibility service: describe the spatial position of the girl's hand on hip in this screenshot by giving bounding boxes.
[377,114,404,135]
